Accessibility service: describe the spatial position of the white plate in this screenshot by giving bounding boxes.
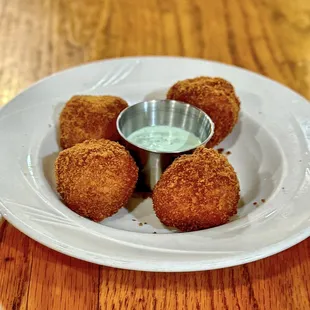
[0,56,309,272]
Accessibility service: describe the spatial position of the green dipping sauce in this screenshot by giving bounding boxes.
[127,125,201,152]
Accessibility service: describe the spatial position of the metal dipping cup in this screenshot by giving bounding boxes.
[116,100,214,191]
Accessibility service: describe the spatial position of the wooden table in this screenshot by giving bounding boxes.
[0,0,309,309]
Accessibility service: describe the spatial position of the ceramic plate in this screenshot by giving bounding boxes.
[0,56,309,272]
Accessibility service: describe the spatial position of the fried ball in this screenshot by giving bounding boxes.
[59,95,128,149]
[152,147,240,232]
[55,139,138,222]
[166,77,240,148]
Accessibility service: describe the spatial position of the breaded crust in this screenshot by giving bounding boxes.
[55,139,138,222]
[167,77,240,148]
[59,95,128,149]
[152,147,240,232]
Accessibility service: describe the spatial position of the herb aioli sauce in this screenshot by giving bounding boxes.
[127,125,201,152]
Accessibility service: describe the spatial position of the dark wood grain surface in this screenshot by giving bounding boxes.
[0,0,309,309]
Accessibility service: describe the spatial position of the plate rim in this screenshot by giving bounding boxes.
[1,201,309,272]
[1,55,309,114]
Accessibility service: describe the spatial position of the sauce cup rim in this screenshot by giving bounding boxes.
[116,99,215,154]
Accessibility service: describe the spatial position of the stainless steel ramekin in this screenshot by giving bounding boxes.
[116,99,214,191]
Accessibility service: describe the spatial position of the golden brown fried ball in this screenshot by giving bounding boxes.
[167,77,240,148]
[152,147,240,232]
[55,139,138,222]
[59,95,128,149]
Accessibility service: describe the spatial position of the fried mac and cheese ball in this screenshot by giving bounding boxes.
[167,77,240,148]
[59,95,128,149]
[55,139,138,222]
[152,147,240,232]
